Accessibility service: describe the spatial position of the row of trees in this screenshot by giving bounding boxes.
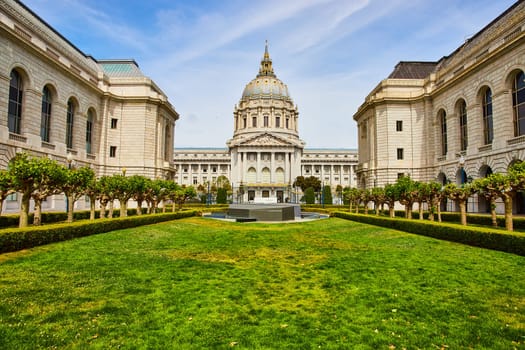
[342,162,525,231]
[0,153,197,228]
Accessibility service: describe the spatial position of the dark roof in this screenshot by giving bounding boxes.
[388,61,438,79]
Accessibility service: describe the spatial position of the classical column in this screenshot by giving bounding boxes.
[256,151,261,183]
[270,152,275,183]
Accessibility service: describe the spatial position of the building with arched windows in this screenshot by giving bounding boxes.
[353,0,525,213]
[0,0,178,212]
[174,44,358,203]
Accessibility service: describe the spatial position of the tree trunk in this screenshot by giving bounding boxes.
[162,201,167,213]
[120,199,127,217]
[90,198,96,220]
[136,200,143,216]
[19,192,31,228]
[172,202,177,212]
[389,203,395,218]
[418,201,424,220]
[67,195,74,223]
[108,201,114,218]
[489,198,497,227]
[504,194,513,231]
[459,200,467,226]
[33,198,42,226]
[405,203,412,219]
[355,201,359,214]
[364,202,369,215]
[0,199,4,217]
[100,201,107,219]
[349,202,353,212]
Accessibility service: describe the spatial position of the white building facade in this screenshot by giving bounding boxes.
[0,0,178,213]
[174,45,358,203]
[353,0,525,213]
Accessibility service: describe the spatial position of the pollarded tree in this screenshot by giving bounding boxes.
[443,182,476,226]
[172,185,197,210]
[472,177,499,227]
[360,189,371,215]
[343,187,361,213]
[384,183,399,218]
[63,166,95,223]
[481,162,525,231]
[84,176,98,220]
[30,157,67,226]
[370,187,386,216]
[0,169,14,217]
[130,175,149,215]
[396,176,418,219]
[427,182,444,222]
[8,153,65,227]
[97,175,114,218]
[414,182,429,220]
[111,174,134,217]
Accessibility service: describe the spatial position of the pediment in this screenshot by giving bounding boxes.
[243,134,291,146]
[227,132,305,149]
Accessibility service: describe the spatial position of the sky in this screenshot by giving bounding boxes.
[22,0,517,149]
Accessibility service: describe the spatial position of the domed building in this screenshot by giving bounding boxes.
[174,44,359,204]
[226,43,305,203]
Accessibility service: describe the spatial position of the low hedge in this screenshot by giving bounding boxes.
[0,210,197,254]
[0,208,163,228]
[333,211,525,256]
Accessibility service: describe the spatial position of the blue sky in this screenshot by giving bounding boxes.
[23,0,517,149]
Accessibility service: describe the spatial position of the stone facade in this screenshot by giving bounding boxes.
[174,44,358,203]
[0,0,178,213]
[353,0,525,213]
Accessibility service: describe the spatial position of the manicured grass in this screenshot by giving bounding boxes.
[0,217,524,349]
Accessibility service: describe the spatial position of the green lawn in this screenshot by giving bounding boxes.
[0,217,524,349]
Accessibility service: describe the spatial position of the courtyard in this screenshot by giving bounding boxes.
[0,217,523,349]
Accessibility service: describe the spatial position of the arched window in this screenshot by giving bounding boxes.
[8,70,23,134]
[66,99,75,149]
[243,116,247,128]
[458,100,467,151]
[439,110,447,156]
[275,167,284,183]
[86,110,94,154]
[512,71,525,136]
[261,167,270,182]
[41,86,52,142]
[482,88,494,144]
[246,167,256,183]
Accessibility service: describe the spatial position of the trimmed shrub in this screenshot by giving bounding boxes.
[334,211,525,256]
[0,210,197,254]
[304,187,316,204]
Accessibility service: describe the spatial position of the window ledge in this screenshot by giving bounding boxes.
[508,136,525,146]
[478,144,492,152]
[42,141,55,150]
[9,133,26,143]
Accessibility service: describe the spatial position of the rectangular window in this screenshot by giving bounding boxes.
[397,148,404,160]
[264,115,269,127]
[397,173,405,179]
[276,117,280,127]
[286,118,289,129]
[252,117,257,127]
[111,118,118,129]
[109,146,117,158]
[193,177,198,185]
[396,120,403,132]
